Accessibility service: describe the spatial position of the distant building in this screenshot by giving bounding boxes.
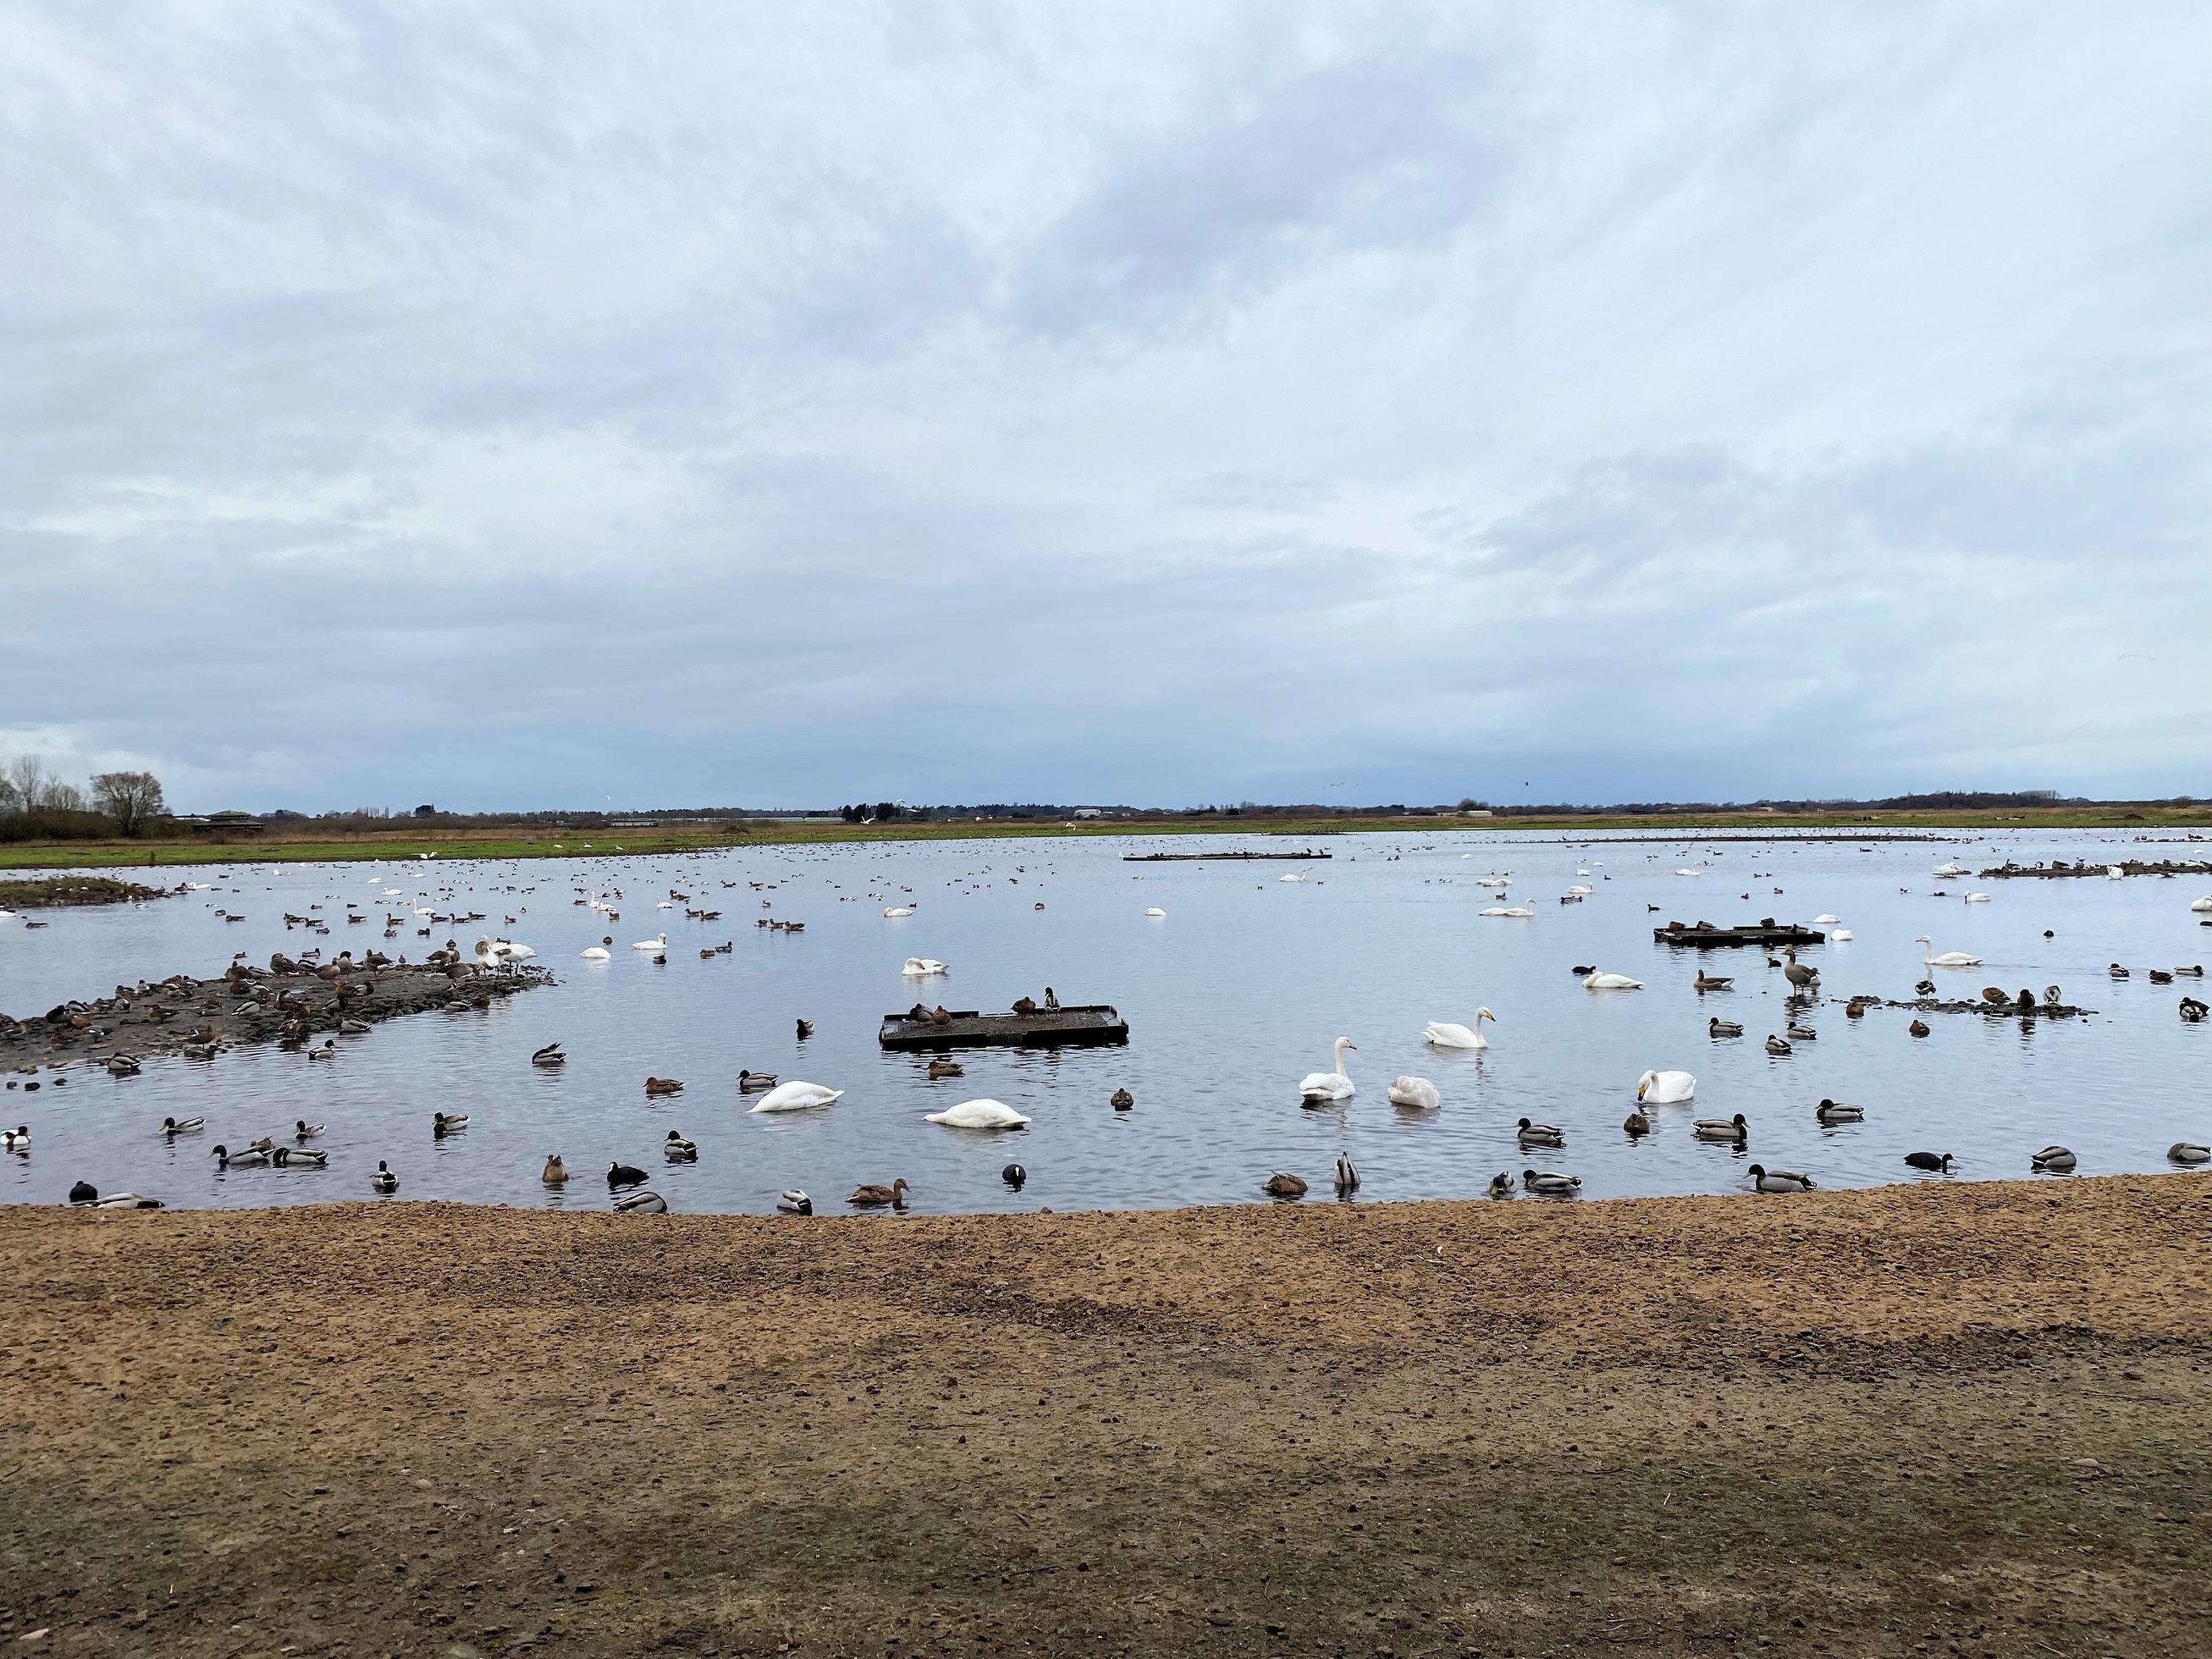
[1073,808,1104,819]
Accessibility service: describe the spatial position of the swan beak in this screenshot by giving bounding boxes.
[1636,1083,1648,1101]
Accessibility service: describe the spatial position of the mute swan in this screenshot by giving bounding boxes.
[924,1098,1031,1129]
[750,1080,843,1113]
[579,946,610,960]
[1424,1008,1495,1049]
[1299,1037,1356,1104]
[883,906,913,918]
[1582,971,1642,989]
[1636,1068,1696,1104]
[902,956,949,976]
[1746,1165,1814,1193]
[1915,935,1982,967]
[632,932,667,951]
[1387,1075,1441,1110]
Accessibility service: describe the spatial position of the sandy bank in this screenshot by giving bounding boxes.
[3,1177,2208,1655]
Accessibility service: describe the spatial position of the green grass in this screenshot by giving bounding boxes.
[2,803,2204,871]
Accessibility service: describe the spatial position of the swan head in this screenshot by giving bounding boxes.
[1913,935,1932,945]
[1636,1069,1657,1100]
[1476,1007,1496,1022]
[1334,1036,1356,1052]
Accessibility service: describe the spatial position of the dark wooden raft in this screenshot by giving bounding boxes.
[879,1005,1130,1050]
[1653,920,1828,948]
[1123,850,1332,862]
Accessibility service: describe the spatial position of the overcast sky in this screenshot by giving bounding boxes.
[3,3,2205,812]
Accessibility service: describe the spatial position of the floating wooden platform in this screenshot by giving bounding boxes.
[879,1004,1130,1050]
[1653,922,1828,948]
[1123,849,1332,862]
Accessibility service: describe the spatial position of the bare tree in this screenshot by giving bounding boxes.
[92,771,166,835]
[0,767,17,814]
[6,755,50,810]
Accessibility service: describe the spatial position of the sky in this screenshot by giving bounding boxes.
[3,2,2207,813]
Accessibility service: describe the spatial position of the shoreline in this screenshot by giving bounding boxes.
[4,1177,2206,1655]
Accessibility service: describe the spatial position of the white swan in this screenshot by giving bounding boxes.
[1424,1008,1495,1049]
[1277,872,1305,883]
[901,956,949,976]
[1565,884,1593,896]
[1479,901,1536,918]
[883,906,913,918]
[749,1080,844,1113]
[1387,1075,1441,1110]
[1636,1068,1697,1104]
[1298,1037,1356,1103]
[2192,895,2212,912]
[1674,868,1702,877]
[632,932,667,951]
[1829,928,1852,941]
[1962,892,1990,904]
[578,946,610,960]
[1582,971,1642,989]
[924,1098,1031,1129]
[1812,913,1840,926]
[2106,865,2124,879]
[1933,863,1963,879]
[1145,907,1167,918]
[1916,934,1982,967]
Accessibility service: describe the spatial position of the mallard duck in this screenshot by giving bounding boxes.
[542,1154,568,1185]
[106,1055,141,1077]
[1522,1168,1580,1196]
[2149,969,2174,985]
[1516,1117,1564,1147]
[1914,979,1937,996]
[1904,1150,1954,1171]
[1260,1171,1308,1198]
[1746,1164,1813,1193]
[2166,1143,2209,1166]
[664,1131,698,1161]
[1487,1171,1518,1196]
[2110,963,2130,979]
[736,1070,779,1092]
[272,1146,327,1168]
[850,1177,910,1208]
[1844,1000,1867,1019]
[1334,1153,1360,1195]
[2030,1145,2076,1171]
[929,1006,952,1027]
[1980,986,2008,1005]
[159,1116,205,1135]
[1693,1113,1749,1140]
[1815,1099,1863,1124]
[1765,1034,1792,1055]
[245,1136,277,1152]
[1708,1017,1743,1039]
[1784,1021,1817,1042]
[927,1059,963,1079]
[294,1120,324,1140]
[643,1077,683,1096]
[608,1160,648,1187]
[1908,1019,1930,1037]
[612,1189,667,1214]
[531,1042,565,1067]
[776,1189,813,1214]
[1110,1087,1135,1110]
[209,1144,268,1167]
[1623,1109,1651,1136]
[370,1160,398,1193]
[433,1111,468,1135]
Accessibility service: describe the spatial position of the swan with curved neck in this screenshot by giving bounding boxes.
[1424,1008,1495,1049]
[1299,1037,1356,1104]
[1916,934,1982,967]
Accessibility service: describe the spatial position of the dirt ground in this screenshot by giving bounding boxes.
[3,1177,2208,1656]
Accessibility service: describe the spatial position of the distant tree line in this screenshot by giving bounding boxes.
[0,755,167,841]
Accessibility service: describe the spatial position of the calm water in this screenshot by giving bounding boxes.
[4,830,2209,1214]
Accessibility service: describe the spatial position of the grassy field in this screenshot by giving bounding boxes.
[1,803,2204,870]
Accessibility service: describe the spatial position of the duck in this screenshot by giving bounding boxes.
[1423,1009,1496,1049]
[433,1111,469,1135]
[1917,936,1982,967]
[532,1042,566,1067]
[1260,1171,1308,1199]
[1334,1153,1360,1196]
[1516,1117,1565,1147]
[1904,1151,1955,1171]
[1582,971,1642,989]
[2168,1142,2210,1165]
[2182,997,2209,1022]
[272,1146,328,1168]
[1845,1000,1868,1019]
[1693,1114,1749,1141]
[631,933,668,951]
[1746,1165,1813,1193]
[643,1077,684,1096]
[1915,978,1938,997]
[612,1189,667,1214]
[2110,962,2131,979]
[158,1116,205,1135]
[1908,1018,1930,1038]
[902,957,948,976]
[1110,1086,1134,1110]
[776,1189,813,1215]
[1693,971,1734,992]
[926,1058,964,1079]
[1764,1034,1792,1055]
[294,1119,325,1140]
[1522,1168,1580,1196]
[1387,1075,1441,1110]
[664,1131,698,1161]
[924,1098,1032,1130]
[370,1160,399,1193]
[1487,1171,1518,1196]
[3,1126,30,1150]
[1814,1099,1864,1124]
[2149,969,2174,985]
[607,1160,648,1187]
[542,1155,569,1185]
[750,1079,843,1113]
[2030,1145,2076,1171]
[795,1018,814,1039]
[736,1070,779,1092]
[106,1055,141,1077]
[1980,986,2008,1005]
[209,1143,268,1167]
[850,1177,910,1208]
[1708,1017,1744,1039]
[1297,1037,1357,1105]
[1784,1022,1817,1041]
[1636,1068,1696,1103]
[1623,1108,1652,1136]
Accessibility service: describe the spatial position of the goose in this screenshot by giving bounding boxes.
[1904,1151,1954,1171]
[1516,1117,1564,1147]
[1693,971,1733,992]
[1746,1164,1813,1193]
[1144,907,1167,918]
[607,1160,648,1187]
[1001,1162,1027,1188]
[272,1147,327,1168]
[1261,1171,1308,1198]
[902,957,948,976]
[1298,1037,1357,1104]
[643,1077,684,1096]
[1636,1068,1696,1104]
[1523,1168,1580,1196]
[750,1079,842,1113]
[1908,1019,1930,1037]
[664,1131,698,1161]
[542,1155,568,1185]
[1334,1153,1360,1196]
[1765,1035,1792,1056]
[631,933,667,951]
[433,1111,469,1135]
[2029,1145,2076,1171]
[1693,1114,1748,1141]
[882,907,913,918]
[924,1098,1031,1130]
[1582,971,1642,990]
[294,1120,325,1140]
[578,947,610,961]
[1916,936,1982,967]
[776,1189,813,1215]
[1487,1171,1518,1196]
[1782,950,1819,993]
[736,1070,780,1092]
[209,1144,268,1167]
[850,1177,909,1208]
[158,1116,205,1135]
[1623,1109,1652,1136]
[612,1189,667,1214]
[1814,1099,1864,1124]
[1387,1075,1441,1111]
[370,1160,398,1193]
[1423,1009,1496,1049]
[531,1042,565,1066]
[1708,1017,1743,1039]
[1110,1086,1134,1110]
[2168,1143,2210,1166]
